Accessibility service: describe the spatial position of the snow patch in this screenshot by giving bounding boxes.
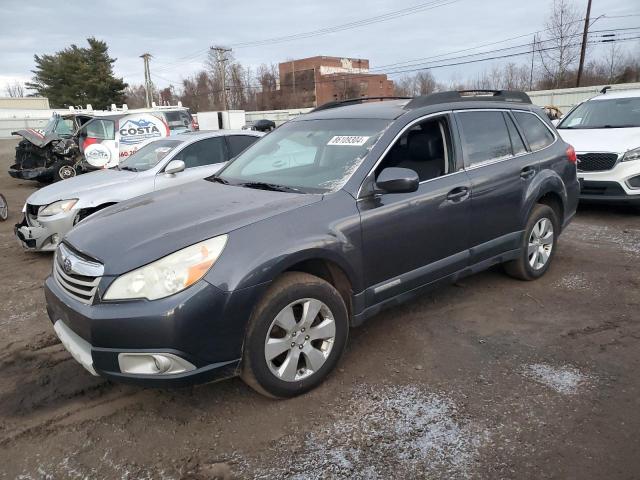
[567,223,640,257]
[555,273,592,291]
[250,384,488,479]
[524,363,589,395]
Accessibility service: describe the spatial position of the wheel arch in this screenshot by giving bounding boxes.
[524,171,568,230]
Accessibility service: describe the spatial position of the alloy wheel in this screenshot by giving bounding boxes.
[59,165,76,180]
[528,217,554,270]
[264,298,336,382]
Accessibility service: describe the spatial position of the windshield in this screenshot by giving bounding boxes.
[119,139,182,171]
[42,116,57,135]
[217,118,391,193]
[558,97,640,129]
[55,118,75,135]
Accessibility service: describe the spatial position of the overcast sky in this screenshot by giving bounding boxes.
[0,0,638,93]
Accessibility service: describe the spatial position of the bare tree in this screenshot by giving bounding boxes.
[394,70,439,96]
[603,42,623,83]
[394,75,415,96]
[5,81,25,97]
[537,0,582,88]
[124,84,149,108]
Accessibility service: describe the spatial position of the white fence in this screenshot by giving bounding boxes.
[526,82,640,113]
[2,82,639,139]
[0,109,61,139]
[245,108,312,126]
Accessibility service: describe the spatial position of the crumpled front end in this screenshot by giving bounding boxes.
[14,203,77,252]
[9,133,80,183]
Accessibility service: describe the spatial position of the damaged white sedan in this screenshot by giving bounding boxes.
[15,130,263,251]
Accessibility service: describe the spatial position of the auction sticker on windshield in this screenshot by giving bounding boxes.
[327,135,370,146]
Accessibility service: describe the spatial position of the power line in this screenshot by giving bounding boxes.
[121,0,461,75]
[230,0,461,48]
[166,35,640,96]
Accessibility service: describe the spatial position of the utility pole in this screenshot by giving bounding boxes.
[529,34,537,91]
[576,0,593,87]
[140,53,153,108]
[211,46,232,110]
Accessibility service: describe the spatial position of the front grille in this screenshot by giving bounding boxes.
[576,152,619,172]
[53,244,103,304]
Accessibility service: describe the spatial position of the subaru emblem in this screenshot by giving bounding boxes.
[63,257,72,274]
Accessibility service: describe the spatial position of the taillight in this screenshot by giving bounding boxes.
[192,119,199,131]
[566,145,577,164]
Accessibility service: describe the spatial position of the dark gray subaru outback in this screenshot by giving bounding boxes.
[45,91,579,398]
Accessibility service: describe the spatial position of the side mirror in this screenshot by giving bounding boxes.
[375,167,419,194]
[164,159,185,175]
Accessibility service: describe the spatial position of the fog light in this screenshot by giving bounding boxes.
[51,233,60,245]
[627,175,640,189]
[118,352,196,375]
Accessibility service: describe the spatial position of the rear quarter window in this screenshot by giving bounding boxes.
[165,111,192,131]
[513,112,555,151]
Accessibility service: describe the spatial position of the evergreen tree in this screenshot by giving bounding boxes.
[27,38,127,109]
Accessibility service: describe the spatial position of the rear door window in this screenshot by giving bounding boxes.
[227,135,260,158]
[456,111,512,166]
[513,112,555,151]
[174,137,226,169]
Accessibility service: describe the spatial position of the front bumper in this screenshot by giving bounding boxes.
[14,210,77,252]
[579,180,640,205]
[45,274,269,387]
[578,161,640,205]
[8,164,52,182]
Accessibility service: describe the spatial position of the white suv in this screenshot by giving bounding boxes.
[557,89,640,207]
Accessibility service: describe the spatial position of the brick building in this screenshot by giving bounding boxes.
[277,56,395,108]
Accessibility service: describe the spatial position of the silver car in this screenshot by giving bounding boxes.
[15,130,264,251]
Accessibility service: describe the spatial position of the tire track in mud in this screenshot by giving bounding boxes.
[0,333,150,448]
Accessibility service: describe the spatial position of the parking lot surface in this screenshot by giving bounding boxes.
[0,138,639,479]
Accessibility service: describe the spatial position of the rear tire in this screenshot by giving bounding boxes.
[241,272,349,398]
[504,204,558,281]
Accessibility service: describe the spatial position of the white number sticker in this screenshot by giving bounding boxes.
[327,135,370,146]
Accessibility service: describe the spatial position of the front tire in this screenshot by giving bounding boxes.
[241,272,349,398]
[504,204,558,281]
[52,161,76,182]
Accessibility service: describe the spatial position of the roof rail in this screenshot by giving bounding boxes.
[405,90,532,109]
[311,96,411,112]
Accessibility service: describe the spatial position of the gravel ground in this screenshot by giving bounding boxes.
[0,138,639,479]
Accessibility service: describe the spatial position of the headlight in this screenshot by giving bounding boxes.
[103,235,228,301]
[622,147,640,162]
[39,199,78,217]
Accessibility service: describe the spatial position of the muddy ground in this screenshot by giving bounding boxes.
[0,138,639,479]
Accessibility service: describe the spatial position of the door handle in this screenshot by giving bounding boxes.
[446,186,470,202]
[520,166,536,180]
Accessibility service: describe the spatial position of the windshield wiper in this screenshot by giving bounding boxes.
[239,182,304,193]
[119,166,138,172]
[210,175,229,185]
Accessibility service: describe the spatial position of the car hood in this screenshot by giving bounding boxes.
[557,127,640,154]
[65,180,322,275]
[12,128,60,148]
[27,169,140,206]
